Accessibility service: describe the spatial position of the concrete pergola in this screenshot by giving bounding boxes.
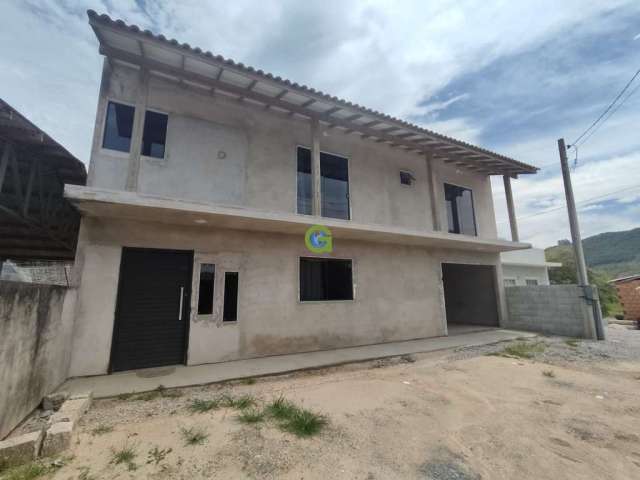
[88,10,535,241]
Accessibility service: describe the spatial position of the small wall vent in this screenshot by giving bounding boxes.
[400,170,415,186]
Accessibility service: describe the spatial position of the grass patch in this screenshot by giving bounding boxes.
[542,370,556,378]
[0,462,51,480]
[280,409,328,438]
[266,396,299,420]
[492,341,546,359]
[109,442,138,471]
[91,424,113,436]
[265,396,327,438]
[130,385,183,402]
[188,398,220,413]
[241,377,257,385]
[180,426,209,446]
[237,408,265,424]
[218,393,257,410]
[146,446,172,465]
[565,339,580,348]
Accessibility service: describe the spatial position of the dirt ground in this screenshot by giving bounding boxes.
[43,326,640,480]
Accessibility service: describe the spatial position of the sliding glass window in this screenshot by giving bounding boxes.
[445,183,477,236]
[296,147,350,220]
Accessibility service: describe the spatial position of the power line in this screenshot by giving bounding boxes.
[497,184,640,224]
[568,67,640,149]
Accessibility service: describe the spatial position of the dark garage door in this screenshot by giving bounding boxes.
[111,248,193,372]
[442,263,499,327]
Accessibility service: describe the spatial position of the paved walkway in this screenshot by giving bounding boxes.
[59,328,534,398]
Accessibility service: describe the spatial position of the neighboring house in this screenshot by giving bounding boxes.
[610,274,640,321]
[63,11,538,376]
[501,248,561,286]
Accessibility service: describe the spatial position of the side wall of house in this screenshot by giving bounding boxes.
[502,265,550,286]
[87,62,498,238]
[67,217,502,377]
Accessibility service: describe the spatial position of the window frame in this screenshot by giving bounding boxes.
[196,262,216,316]
[444,182,478,236]
[222,271,240,323]
[295,145,351,220]
[140,107,170,162]
[504,278,517,287]
[525,278,539,286]
[99,98,137,158]
[297,256,356,303]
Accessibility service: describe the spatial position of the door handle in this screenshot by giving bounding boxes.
[178,286,184,321]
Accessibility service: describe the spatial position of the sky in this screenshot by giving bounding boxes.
[1,0,639,248]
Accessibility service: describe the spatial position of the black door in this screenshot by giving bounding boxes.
[442,263,499,327]
[111,248,193,372]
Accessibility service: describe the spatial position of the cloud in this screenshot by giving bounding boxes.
[1,0,638,247]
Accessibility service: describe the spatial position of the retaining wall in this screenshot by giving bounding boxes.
[0,281,76,439]
[504,285,596,339]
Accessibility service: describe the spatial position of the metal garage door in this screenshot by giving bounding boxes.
[110,248,193,372]
[442,263,499,327]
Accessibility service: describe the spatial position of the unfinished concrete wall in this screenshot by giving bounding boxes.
[87,62,499,239]
[67,216,503,376]
[0,282,76,439]
[504,285,596,338]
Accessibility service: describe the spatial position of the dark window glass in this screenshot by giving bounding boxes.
[223,272,239,322]
[197,264,215,315]
[141,110,168,158]
[296,147,350,219]
[300,258,353,301]
[445,183,477,236]
[297,147,312,215]
[400,171,414,186]
[102,101,134,152]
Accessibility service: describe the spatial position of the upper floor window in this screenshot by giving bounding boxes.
[102,101,134,153]
[445,183,477,236]
[142,110,168,159]
[297,147,350,220]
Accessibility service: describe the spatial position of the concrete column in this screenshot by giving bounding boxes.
[425,151,440,231]
[311,119,322,216]
[503,175,519,242]
[125,68,149,192]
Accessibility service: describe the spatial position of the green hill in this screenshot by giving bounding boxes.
[546,227,640,279]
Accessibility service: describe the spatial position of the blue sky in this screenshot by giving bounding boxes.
[1,0,639,247]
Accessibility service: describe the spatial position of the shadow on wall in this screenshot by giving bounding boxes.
[0,281,76,439]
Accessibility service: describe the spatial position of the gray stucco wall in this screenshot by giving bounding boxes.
[67,217,504,377]
[87,62,499,239]
[504,285,596,338]
[0,282,76,439]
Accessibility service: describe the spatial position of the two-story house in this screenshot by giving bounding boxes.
[64,11,537,376]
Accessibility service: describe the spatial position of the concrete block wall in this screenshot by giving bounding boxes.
[0,282,76,439]
[504,285,596,338]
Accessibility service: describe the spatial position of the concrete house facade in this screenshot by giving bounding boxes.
[64,11,537,376]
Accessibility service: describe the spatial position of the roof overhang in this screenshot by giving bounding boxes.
[65,185,531,254]
[87,10,538,178]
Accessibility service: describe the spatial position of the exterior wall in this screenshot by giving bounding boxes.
[504,285,596,338]
[613,278,640,320]
[87,62,498,238]
[68,217,502,377]
[0,282,76,439]
[502,264,550,286]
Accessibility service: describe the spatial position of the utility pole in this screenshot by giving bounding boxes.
[557,138,605,340]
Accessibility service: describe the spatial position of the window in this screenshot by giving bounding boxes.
[400,171,415,186]
[297,147,350,220]
[141,110,168,158]
[504,278,517,287]
[525,279,539,286]
[102,101,135,152]
[445,183,477,236]
[300,257,353,301]
[197,264,215,315]
[223,272,239,322]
